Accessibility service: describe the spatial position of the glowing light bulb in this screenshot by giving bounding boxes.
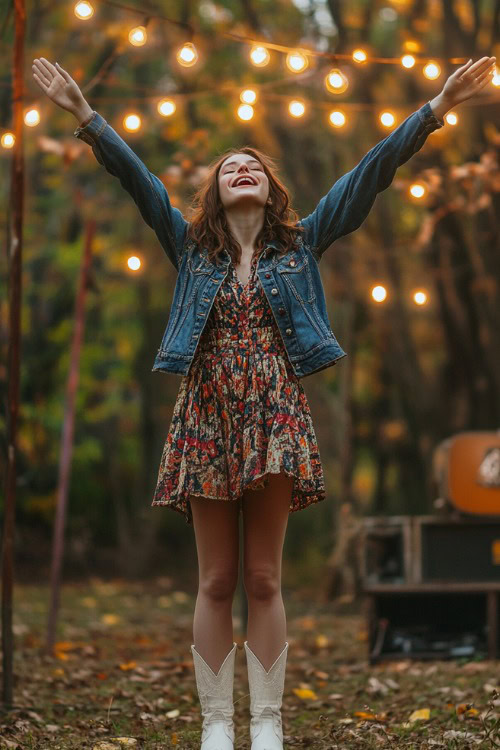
[74,1,94,19]
[445,111,457,125]
[129,26,147,46]
[492,67,500,87]
[286,50,308,72]
[401,54,415,69]
[352,48,367,63]
[123,113,141,132]
[127,256,141,271]
[1,132,15,148]
[24,108,40,127]
[372,285,387,302]
[423,60,441,80]
[328,110,346,128]
[250,45,270,67]
[240,89,257,104]
[325,68,348,94]
[158,99,176,117]
[413,290,427,305]
[409,183,426,199]
[380,110,396,128]
[403,40,420,53]
[177,42,198,67]
[288,100,305,117]
[237,104,254,121]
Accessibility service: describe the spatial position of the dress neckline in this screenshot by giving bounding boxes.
[231,252,260,289]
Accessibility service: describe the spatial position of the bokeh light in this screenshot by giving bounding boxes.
[372,285,387,303]
[177,43,198,67]
[74,1,94,19]
[129,26,147,46]
[249,45,270,67]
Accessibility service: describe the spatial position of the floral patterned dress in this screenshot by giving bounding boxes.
[151,250,326,525]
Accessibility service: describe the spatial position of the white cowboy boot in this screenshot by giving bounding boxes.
[191,641,237,750]
[244,640,289,750]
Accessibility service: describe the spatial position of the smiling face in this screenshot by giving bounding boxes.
[217,152,270,211]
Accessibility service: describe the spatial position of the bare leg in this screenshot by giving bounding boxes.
[190,496,240,674]
[242,473,293,671]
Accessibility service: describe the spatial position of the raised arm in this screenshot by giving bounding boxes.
[300,55,497,261]
[31,57,188,271]
[72,109,188,271]
[299,101,443,260]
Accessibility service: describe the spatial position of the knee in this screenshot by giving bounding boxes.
[200,572,238,603]
[243,565,280,601]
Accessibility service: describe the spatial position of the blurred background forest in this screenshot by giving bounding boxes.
[1,0,499,589]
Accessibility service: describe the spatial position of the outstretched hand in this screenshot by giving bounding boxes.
[32,58,85,114]
[441,56,496,106]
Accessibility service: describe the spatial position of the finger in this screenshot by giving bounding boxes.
[32,72,49,94]
[39,57,57,78]
[55,62,71,82]
[32,59,51,86]
[466,56,494,75]
[473,62,496,85]
[454,58,474,75]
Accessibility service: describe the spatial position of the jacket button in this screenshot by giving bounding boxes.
[278,307,285,315]
[286,328,292,335]
[289,259,296,267]
[271,288,278,295]
[265,273,271,279]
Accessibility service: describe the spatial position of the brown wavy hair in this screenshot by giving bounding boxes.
[186,146,304,264]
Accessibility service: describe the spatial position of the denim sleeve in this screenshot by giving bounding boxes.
[73,111,188,271]
[299,101,444,260]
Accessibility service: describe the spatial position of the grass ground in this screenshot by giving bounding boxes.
[0,579,498,749]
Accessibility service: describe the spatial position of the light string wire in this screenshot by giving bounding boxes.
[94,0,473,65]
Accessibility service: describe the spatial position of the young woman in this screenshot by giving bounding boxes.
[32,54,495,750]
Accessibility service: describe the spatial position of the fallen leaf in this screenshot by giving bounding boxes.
[292,687,317,700]
[101,614,121,625]
[409,708,430,722]
[119,661,137,671]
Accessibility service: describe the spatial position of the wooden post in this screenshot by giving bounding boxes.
[1,0,26,709]
[46,219,95,652]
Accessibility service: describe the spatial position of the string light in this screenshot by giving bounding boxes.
[492,67,500,87]
[128,26,147,46]
[288,100,305,118]
[250,45,270,67]
[127,255,141,271]
[1,132,15,148]
[352,49,367,64]
[372,285,387,303]
[157,98,176,117]
[445,111,458,125]
[401,54,416,69]
[237,103,254,121]
[328,110,346,128]
[325,69,348,94]
[409,182,426,199]
[24,108,40,127]
[285,50,308,72]
[413,290,428,305]
[123,113,141,132]
[177,42,198,67]
[74,1,94,19]
[380,111,396,128]
[423,60,441,79]
[240,89,257,104]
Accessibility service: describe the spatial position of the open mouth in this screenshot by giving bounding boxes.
[232,175,258,188]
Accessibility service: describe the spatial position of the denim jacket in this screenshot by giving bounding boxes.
[73,101,443,378]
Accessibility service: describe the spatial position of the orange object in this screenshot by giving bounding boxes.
[433,431,500,516]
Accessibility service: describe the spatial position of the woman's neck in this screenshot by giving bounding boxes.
[224,204,265,254]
